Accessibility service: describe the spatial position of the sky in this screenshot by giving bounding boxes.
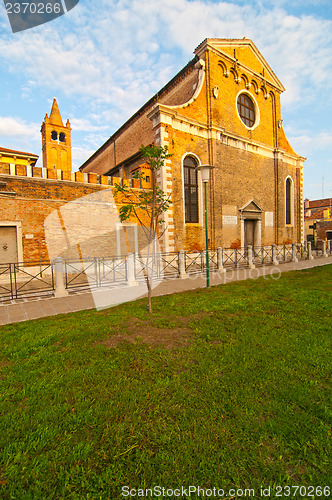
[0,0,331,200]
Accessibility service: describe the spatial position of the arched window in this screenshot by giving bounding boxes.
[51,131,58,141]
[183,156,199,223]
[285,177,293,225]
[59,132,66,143]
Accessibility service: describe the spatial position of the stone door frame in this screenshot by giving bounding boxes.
[239,200,263,250]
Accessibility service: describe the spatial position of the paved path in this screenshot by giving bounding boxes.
[0,256,331,325]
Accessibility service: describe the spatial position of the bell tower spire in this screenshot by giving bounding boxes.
[41,98,72,172]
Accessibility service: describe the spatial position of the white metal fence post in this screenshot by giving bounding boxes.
[127,253,138,286]
[307,241,314,260]
[292,243,298,263]
[217,247,226,273]
[53,257,69,298]
[247,245,255,269]
[178,250,188,279]
[272,244,278,265]
[322,241,328,258]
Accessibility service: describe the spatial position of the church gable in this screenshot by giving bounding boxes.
[195,38,284,93]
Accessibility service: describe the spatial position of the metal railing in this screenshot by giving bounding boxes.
[253,246,273,265]
[223,248,249,268]
[0,261,54,300]
[0,241,330,302]
[159,252,180,278]
[64,256,128,290]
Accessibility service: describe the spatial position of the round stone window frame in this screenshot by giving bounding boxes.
[236,91,260,130]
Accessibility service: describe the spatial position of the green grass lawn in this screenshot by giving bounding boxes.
[0,265,331,499]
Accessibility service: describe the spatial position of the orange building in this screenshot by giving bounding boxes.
[304,198,332,249]
[81,38,305,252]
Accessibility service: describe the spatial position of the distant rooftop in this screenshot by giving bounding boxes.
[0,146,39,159]
[306,198,332,209]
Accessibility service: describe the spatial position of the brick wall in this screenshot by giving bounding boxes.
[316,221,332,241]
[0,169,144,262]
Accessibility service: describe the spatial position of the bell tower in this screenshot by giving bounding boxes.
[41,98,72,172]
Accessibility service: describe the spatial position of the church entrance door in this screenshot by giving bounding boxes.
[244,219,255,249]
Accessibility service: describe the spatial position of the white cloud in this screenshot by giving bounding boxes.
[287,129,332,154]
[259,14,332,107]
[0,0,331,192]
[70,117,109,133]
[0,116,39,139]
[80,133,109,149]
[0,0,331,116]
[0,116,41,154]
[71,146,96,169]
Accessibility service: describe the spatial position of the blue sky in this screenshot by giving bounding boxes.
[0,0,331,200]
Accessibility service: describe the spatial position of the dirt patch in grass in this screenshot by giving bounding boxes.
[175,311,214,323]
[99,318,193,349]
[97,311,219,349]
[52,339,67,352]
[0,362,11,368]
[0,361,12,380]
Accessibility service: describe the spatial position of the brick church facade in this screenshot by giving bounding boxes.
[81,38,305,253]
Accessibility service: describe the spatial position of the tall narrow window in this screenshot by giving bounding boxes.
[286,177,293,225]
[184,156,199,223]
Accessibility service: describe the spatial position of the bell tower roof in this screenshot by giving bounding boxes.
[49,98,64,127]
[41,98,72,172]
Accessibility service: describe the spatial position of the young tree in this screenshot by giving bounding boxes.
[114,144,172,313]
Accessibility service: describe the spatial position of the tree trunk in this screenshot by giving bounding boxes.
[146,277,152,313]
[140,250,153,314]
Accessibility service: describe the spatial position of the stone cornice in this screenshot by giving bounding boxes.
[148,104,305,167]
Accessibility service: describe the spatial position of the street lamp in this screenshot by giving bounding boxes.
[196,164,214,287]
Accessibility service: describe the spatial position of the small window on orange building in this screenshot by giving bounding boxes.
[237,93,255,128]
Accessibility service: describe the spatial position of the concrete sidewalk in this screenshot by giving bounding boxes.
[0,256,331,325]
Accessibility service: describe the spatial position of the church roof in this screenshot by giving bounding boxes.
[79,56,199,170]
